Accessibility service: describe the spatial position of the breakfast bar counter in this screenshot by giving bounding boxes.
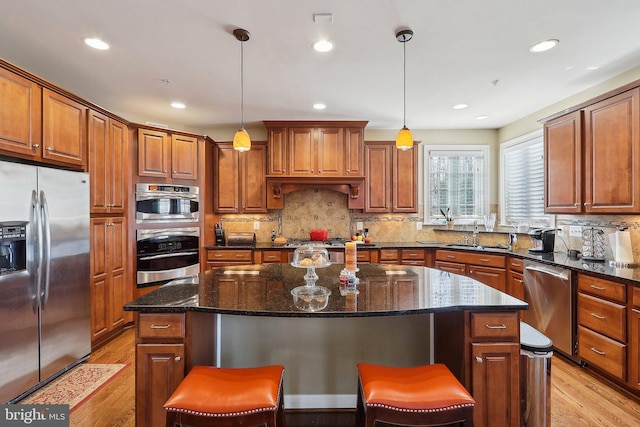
[125,264,528,427]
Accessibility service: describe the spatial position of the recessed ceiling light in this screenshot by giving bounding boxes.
[475,115,488,121]
[453,104,469,110]
[529,39,559,53]
[313,103,326,110]
[84,37,109,50]
[313,40,334,52]
[171,102,186,109]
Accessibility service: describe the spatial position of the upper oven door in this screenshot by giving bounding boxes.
[135,183,199,223]
[136,227,200,255]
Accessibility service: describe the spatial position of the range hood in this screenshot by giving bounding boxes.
[266,175,365,210]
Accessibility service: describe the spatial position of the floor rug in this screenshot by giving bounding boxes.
[18,363,128,412]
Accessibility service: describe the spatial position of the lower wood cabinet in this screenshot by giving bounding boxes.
[206,249,253,269]
[90,216,128,345]
[631,287,640,391]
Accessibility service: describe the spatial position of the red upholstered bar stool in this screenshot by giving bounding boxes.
[164,365,286,427]
[356,363,475,427]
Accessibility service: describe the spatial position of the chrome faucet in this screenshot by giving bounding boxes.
[472,220,479,246]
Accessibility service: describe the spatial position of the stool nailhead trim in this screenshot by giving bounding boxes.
[164,406,277,418]
[366,402,475,413]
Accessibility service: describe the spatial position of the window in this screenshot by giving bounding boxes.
[424,145,490,224]
[500,129,554,227]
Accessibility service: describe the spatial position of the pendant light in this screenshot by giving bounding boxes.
[395,29,414,151]
[233,28,251,152]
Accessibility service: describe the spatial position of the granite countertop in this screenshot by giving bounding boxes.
[124,264,527,317]
[205,241,640,285]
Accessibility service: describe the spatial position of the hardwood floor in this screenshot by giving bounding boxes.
[71,327,639,426]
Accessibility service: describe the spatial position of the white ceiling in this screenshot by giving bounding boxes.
[2,0,640,133]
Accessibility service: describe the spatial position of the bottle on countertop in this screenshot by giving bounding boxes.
[271,230,276,242]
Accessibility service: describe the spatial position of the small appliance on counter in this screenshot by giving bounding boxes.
[581,227,605,262]
[214,222,225,246]
[529,229,556,254]
[226,232,256,246]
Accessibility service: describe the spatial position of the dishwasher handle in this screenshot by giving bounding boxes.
[524,264,570,280]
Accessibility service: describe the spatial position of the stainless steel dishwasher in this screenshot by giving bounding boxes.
[523,260,580,363]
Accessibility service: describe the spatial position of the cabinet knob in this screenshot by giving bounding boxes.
[173,170,177,174]
[346,169,351,173]
[164,170,168,173]
[33,144,40,148]
[476,356,483,363]
[583,202,590,206]
[175,356,182,362]
[574,203,579,207]
[46,146,53,151]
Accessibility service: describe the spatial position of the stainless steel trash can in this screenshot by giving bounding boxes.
[520,321,553,427]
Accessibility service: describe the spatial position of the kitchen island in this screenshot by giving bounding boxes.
[125,263,528,427]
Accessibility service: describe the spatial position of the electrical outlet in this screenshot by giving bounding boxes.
[253,221,260,230]
[356,221,363,231]
[416,222,423,230]
[569,225,582,237]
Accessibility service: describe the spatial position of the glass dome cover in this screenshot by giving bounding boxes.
[291,245,330,268]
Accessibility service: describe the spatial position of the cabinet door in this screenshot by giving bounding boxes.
[267,127,287,175]
[42,88,87,167]
[364,143,392,212]
[88,111,110,214]
[471,342,520,427]
[365,277,393,310]
[344,127,364,176]
[171,134,198,180]
[90,218,109,341]
[316,127,343,175]
[288,127,314,175]
[136,344,185,427]
[241,142,267,213]
[393,145,417,212]
[138,129,170,178]
[108,120,128,213]
[544,111,582,213]
[109,217,127,330]
[468,265,506,293]
[584,88,640,213]
[213,143,240,213]
[0,67,42,157]
[631,308,640,391]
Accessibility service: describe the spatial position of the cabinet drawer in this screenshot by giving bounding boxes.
[434,260,465,274]
[379,249,399,262]
[578,325,626,381]
[436,250,505,268]
[508,257,524,273]
[357,250,371,263]
[138,313,185,338]
[578,274,626,303]
[401,249,425,260]
[261,251,282,263]
[578,293,626,342]
[207,250,253,262]
[470,312,519,340]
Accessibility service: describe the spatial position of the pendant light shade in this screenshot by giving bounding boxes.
[233,28,251,152]
[395,29,414,151]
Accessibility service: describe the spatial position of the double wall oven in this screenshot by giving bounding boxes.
[135,184,201,288]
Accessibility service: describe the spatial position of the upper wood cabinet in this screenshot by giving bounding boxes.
[544,87,640,214]
[213,141,267,214]
[0,66,42,158]
[137,128,198,181]
[264,121,367,177]
[42,88,87,168]
[364,141,417,213]
[88,110,128,214]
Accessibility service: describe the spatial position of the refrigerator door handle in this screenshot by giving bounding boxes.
[40,190,52,309]
[31,189,42,314]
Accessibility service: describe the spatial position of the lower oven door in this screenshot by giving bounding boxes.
[137,251,200,287]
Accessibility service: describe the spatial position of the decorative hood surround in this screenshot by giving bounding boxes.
[266,175,365,210]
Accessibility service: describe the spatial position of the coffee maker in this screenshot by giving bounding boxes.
[529,229,556,253]
[214,222,225,246]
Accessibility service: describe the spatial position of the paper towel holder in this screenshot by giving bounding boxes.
[608,260,636,268]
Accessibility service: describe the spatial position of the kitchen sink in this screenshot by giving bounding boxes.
[445,243,509,250]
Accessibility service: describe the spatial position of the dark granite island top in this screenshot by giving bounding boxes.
[124,263,528,316]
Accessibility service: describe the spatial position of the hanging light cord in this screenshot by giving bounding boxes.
[402,39,407,128]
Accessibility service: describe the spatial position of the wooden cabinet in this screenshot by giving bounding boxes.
[434,250,506,292]
[401,249,427,266]
[631,287,640,391]
[577,274,628,381]
[88,110,128,214]
[213,141,266,213]
[42,88,87,168]
[137,129,198,180]
[206,249,253,269]
[90,217,128,345]
[379,249,399,264]
[0,66,42,158]
[364,141,417,213]
[264,121,367,178]
[544,88,640,214]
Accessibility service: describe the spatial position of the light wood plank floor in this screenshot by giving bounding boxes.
[69,327,639,426]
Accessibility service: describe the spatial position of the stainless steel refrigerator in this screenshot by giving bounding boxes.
[0,159,91,403]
